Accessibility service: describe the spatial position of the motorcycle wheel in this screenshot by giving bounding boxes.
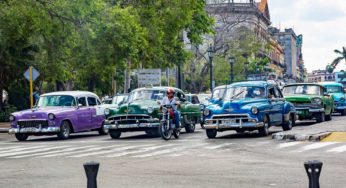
[173,129,180,139]
[160,121,172,140]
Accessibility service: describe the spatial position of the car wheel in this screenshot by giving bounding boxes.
[15,133,29,141]
[341,109,346,116]
[316,112,325,123]
[258,116,269,137]
[206,129,217,139]
[325,112,332,121]
[57,121,71,139]
[109,130,121,139]
[282,114,294,131]
[185,123,195,133]
[98,123,109,135]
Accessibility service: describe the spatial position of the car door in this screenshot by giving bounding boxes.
[273,86,286,125]
[87,96,100,129]
[76,97,92,131]
[268,87,282,125]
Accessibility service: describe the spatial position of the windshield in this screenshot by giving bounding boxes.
[283,85,322,95]
[102,99,112,104]
[325,86,343,93]
[112,95,128,105]
[211,88,226,100]
[128,89,165,102]
[225,86,266,100]
[198,94,211,104]
[37,95,76,107]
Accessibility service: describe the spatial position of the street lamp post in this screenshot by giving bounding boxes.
[229,56,235,84]
[208,46,214,92]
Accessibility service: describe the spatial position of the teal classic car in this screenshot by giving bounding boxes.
[203,81,297,138]
[103,94,128,118]
[320,82,346,116]
[282,83,334,122]
[104,87,201,139]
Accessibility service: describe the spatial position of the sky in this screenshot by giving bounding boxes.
[268,0,346,72]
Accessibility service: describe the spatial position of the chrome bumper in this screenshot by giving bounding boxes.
[296,108,324,113]
[204,118,264,129]
[8,127,60,134]
[335,106,346,110]
[105,122,160,129]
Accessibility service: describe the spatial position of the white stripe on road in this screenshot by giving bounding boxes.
[105,144,175,158]
[38,145,119,158]
[327,145,346,153]
[69,145,149,158]
[0,145,48,154]
[133,147,184,158]
[0,146,69,157]
[204,143,232,150]
[9,145,95,158]
[295,142,336,152]
[0,146,28,152]
[278,142,301,148]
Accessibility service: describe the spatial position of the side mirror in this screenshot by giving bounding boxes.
[78,104,83,108]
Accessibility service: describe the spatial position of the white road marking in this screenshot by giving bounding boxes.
[327,145,346,153]
[204,143,232,150]
[295,142,336,152]
[278,142,301,148]
[9,145,95,158]
[38,145,118,158]
[105,144,175,158]
[69,145,148,158]
[0,145,48,154]
[133,148,181,158]
[0,146,69,157]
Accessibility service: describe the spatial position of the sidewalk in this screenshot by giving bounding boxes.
[272,116,346,141]
[0,122,10,133]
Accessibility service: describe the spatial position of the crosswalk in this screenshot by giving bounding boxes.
[0,141,345,159]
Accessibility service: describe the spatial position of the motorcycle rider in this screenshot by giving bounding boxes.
[160,87,181,130]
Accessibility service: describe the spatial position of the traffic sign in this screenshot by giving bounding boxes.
[24,67,40,81]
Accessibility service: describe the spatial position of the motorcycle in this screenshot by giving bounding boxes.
[160,104,180,140]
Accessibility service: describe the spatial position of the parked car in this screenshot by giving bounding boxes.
[203,81,296,138]
[319,82,346,116]
[186,93,210,129]
[8,91,107,141]
[282,83,334,122]
[104,87,201,139]
[103,94,128,118]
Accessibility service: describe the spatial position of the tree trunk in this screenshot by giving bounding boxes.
[88,76,96,92]
[0,86,3,111]
[56,81,66,91]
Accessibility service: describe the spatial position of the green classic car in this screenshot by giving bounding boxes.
[104,87,201,139]
[282,83,334,122]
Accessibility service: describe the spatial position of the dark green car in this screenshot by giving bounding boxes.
[282,83,334,122]
[104,87,201,139]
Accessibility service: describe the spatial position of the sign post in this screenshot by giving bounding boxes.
[24,66,40,108]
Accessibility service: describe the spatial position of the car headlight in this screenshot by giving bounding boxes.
[199,104,205,110]
[48,113,55,120]
[203,108,210,116]
[162,107,168,114]
[340,97,345,102]
[311,98,322,105]
[251,106,258,115]
[9,115,15,122]
[147,107,154,114]
[104,108,110,116]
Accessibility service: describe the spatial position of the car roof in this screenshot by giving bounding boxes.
[41,91,99,98]
[231,81,274,87]
[319,82,343,87]
[131,86,184,93]
[284,83,323,87]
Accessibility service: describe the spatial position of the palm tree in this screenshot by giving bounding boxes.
[327,46,346,73]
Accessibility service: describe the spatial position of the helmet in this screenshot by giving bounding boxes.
[167,87,175,94]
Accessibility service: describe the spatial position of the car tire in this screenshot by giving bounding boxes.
[57,121,71,139]
[185,123,195,133]
[282,114,295,131]
[15,133,29,141]
[206,129,217,139]
[98,123,109,135]
[258,116,270,137]
[109,130,121,139]
[325,113,332,121]
[341,109,346,116]
[316,112,325,123]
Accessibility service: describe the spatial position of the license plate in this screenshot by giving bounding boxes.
[224,119,236,125]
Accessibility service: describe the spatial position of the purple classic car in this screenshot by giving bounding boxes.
[8,91,107,141]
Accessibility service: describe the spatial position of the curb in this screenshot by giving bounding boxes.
[0,128,9,133]
[272,132,332,142]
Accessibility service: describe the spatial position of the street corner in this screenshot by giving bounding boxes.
[272,131,332,142]
[321,132,346,142]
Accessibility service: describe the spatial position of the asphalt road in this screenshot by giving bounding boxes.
[0,117,346,188]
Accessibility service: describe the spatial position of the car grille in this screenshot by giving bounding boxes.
[211,114,249,124]
[17,120,49,129]
[109,115,151,124]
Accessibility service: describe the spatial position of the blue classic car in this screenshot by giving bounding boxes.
[9,91,107,141]
[320,82,346,115]
[203,81,297,138]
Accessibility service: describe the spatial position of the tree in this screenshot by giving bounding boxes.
[326,46,346,74]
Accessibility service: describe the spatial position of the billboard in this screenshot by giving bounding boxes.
[137,69,161,87]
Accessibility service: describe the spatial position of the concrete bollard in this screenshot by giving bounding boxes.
[83,161,100,188]
[304,160,323,188]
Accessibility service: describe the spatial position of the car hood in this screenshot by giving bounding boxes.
[12,107,75,119]
[329,93,345,101]
[116,100,160,115]
[284,95,318,103]
[207,98,268,115]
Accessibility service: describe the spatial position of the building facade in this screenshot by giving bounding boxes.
[307,70,336,82]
